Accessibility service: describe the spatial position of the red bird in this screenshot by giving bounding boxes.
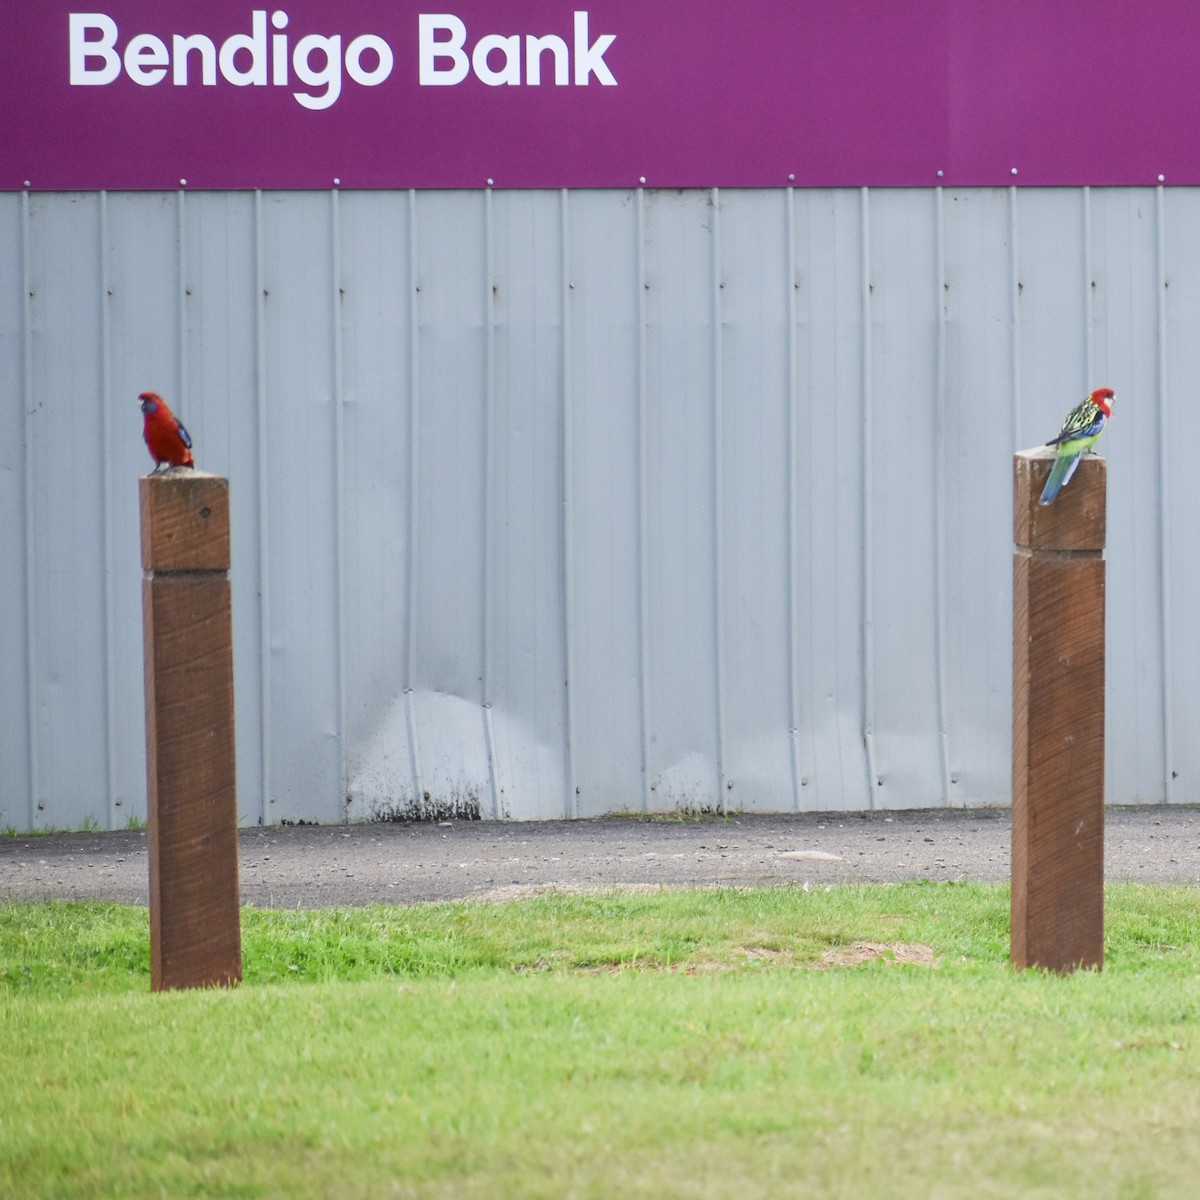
[139,391,194,472]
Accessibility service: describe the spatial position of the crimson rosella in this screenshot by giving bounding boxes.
[139,391,194,472]
[1038,387,1114,505]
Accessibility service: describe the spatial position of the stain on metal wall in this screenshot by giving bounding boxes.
[0,186,1192,830]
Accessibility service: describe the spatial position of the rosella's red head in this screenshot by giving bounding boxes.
[1090,387,1115,416]
[138,391,163,414]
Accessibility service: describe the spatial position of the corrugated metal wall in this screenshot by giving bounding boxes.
[1,186,1194,830]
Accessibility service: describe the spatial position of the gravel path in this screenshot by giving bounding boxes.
[3,807,1200,908]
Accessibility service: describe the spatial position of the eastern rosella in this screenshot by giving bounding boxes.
[1038,387,1114,505]
[139,391,194,472]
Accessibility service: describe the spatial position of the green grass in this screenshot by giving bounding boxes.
[2,883,1200,1198]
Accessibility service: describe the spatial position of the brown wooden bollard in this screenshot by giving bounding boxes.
[141,471,241,991]
[1011,447,1106,972]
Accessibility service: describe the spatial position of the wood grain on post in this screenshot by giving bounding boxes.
[141,472,241,991]
[1011,447,1105,972]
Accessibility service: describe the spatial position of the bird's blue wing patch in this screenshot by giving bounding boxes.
[175,420,193,450]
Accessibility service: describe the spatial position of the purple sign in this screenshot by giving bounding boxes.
[2,1,1197,190]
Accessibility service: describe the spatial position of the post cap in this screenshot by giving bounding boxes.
[1014,447,1106,552]
[140,471,230,573]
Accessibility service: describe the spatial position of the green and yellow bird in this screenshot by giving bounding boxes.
[1039,387,1114,505]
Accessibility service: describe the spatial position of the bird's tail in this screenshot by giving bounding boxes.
[1039,451,1081,505]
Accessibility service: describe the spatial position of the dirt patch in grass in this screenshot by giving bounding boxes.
[514,939,941,976]
[819,941,938,968]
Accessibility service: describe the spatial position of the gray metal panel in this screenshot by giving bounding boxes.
[25,194,110,830]
[789,189,870,811]
[3,186,1199,829]
[563,189,646,816]
[258,191,344,821]
[642,189,722,809]
[1091,188,1167,804]
[1161,188,1200,800]
[867,189,945,808]
[940,189,1016,806]
[0,196,33,832]
[410,191,495,817]
[487,189,569,819]
[718,189,794,812]
[339,191,417,821]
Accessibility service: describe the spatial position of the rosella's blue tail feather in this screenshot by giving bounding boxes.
[1039,450,1080,505]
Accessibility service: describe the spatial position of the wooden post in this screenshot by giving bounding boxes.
[141,471,241,991]
[1011,447,1106,972]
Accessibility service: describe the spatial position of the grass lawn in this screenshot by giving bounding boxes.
[3,882,1200,1198]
